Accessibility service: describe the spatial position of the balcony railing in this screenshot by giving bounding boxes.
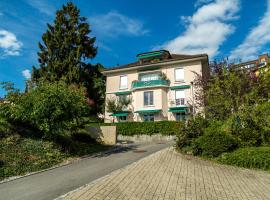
[170,98,188,107]
[131,79,170,89]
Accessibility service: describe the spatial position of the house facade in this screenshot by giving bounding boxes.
[103,50,209,123]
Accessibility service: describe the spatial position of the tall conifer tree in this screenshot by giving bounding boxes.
[32,2,105,114]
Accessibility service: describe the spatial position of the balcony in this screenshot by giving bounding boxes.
[169,98,189,107]
[131,79,170,90]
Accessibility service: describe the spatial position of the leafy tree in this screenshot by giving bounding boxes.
[0,81,88,139]
[32,2,104,113]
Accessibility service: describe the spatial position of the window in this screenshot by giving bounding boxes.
[175,90,185,106]
[144,91,154,106]
[175,113,186,121]
[143,114,154,122]
[120,75,128,89]
[175,68,184,81]
[140,73,160,81]
[118,116,127,122]
[118,95,128,102]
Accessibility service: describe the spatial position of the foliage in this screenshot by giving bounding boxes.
[31,2,105,114]
[90,121,184,136]
[0,133,109,180]
[176,115,209,148]
[205,69,253,120]
[217,147,270,170]
[0,81,88,139]
[193,121,238,157]
[106,96,132,113]
[0,134,67,180]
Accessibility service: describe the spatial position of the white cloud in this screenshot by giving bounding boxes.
[195,0,214,7]
[90,11,149,38]
[158,0,240,58]
[22,69,31,79]
[25,0,55,16]
[230,0,270,61]
[0,30,22,56]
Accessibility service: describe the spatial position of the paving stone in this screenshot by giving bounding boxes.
[61,148,270,200]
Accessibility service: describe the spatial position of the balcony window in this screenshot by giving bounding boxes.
[144,91,154,106]
[139,73,160,81]
[175,68,184,81]
[119,75,128,89]
[175,89,185,106]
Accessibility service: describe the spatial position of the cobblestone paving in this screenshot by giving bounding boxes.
[60,148,270,200]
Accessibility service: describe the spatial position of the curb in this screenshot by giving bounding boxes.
[0,144,128,185]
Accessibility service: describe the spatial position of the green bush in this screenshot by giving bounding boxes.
[0,135,67,180]
[194,122,238,157]
[88,121,184,136]
[217,147,270,170]
[116,121,184,136]
[0,81,88,139]
[176,115,209,148]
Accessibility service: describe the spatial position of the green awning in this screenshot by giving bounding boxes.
[110,111,129,117]
[168,107,188,113]
[135,109,162,114]
[114,91,131,96]
[170,85,191,90]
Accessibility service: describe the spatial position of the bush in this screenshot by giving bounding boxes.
[176,115,209,148]
[0,135,67,180]
[116,121,184,136]
[217,147,270,170]
[0,81,88,139]
[194,122,238,157]
[88,121,184,136]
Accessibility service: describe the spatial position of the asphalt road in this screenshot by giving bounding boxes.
[0,142,173,200]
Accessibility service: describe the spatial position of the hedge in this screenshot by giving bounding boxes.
[217,147,270,170]
[87,121,184,136]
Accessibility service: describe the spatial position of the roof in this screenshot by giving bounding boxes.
[103,53,208,73]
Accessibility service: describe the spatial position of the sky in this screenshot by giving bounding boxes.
[0,0,270,96]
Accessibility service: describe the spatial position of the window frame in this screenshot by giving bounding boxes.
[119,75,128,90]
[144,91,154,106]
[174,68,184,82]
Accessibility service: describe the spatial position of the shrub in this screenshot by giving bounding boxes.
[176,115,209,148]
[0,81,88,139]
[116,121,184,136]
[0,135,67,180]
[194,122,238,157]
[88,121,184,136]
[217,147,270,170]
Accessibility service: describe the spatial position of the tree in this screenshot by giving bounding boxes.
[32,2,104,113]
[0,81,88,138]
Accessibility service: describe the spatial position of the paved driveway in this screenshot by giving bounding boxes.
[59,148,270,200]
[0,142,172,200]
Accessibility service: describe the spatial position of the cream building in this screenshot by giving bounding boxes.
[103,50,209,123]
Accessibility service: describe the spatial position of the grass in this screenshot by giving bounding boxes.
[217,147,270,171]
[0,134,110,181]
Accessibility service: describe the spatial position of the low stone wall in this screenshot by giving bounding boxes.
[117,134,176,143]
[86,126,117,145]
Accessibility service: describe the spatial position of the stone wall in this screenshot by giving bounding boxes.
[86,126,117,145]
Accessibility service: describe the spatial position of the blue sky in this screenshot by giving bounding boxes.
[0,0,270,97]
